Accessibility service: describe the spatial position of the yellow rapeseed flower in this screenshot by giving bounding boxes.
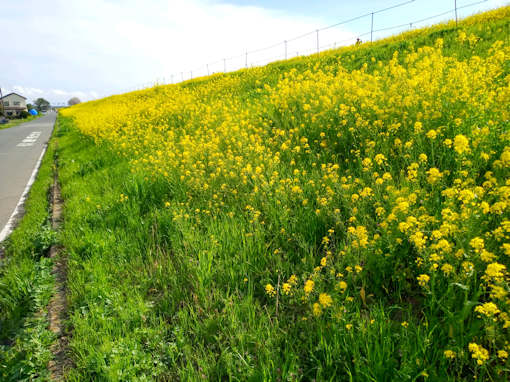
[313,303,322,316]
[470,237,484,252]
[319,293,333,308]
[265,284,276,297]
[426,130,437,139]
[454,134,470,155]
[474,302,500,317]
[417,274,430,287]
[468,343,489,365]
[304,280,314,295]
[485,263,506,279]
[426,168,442,184]
[338,281,348,293]
[444,350,456,359]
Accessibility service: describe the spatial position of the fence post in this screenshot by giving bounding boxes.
[454,0,458,26]
[316,29,319,54]
[371,12,374,42]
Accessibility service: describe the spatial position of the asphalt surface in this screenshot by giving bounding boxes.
[0,112,56,238]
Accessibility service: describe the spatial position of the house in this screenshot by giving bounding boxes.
[1,93,28,117]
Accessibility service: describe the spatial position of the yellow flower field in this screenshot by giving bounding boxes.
[58,6,510,380]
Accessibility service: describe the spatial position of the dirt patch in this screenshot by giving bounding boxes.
[47,162,72,380]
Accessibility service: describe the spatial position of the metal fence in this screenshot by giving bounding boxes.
[124,0,491,92]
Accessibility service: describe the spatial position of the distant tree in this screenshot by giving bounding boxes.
[27,103,34,110]
[34,98,50,112]
[68,97,81,106]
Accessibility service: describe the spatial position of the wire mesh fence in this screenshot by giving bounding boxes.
[124,0,491,92]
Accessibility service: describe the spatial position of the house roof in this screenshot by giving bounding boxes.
[1,92,27,100]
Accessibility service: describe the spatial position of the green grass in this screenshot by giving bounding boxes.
[57,119,468,381]
[0,115,42,131]
[0,131,57,381]
[56,9,509,380]
[1,8,509,381]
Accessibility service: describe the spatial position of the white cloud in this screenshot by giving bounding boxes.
[0,0,505,103]
[12,86,44,96]
[0,0,353,102]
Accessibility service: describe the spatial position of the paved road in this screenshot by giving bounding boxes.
[0,113,56,241]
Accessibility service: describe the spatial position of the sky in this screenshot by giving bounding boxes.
[0,0,507,105]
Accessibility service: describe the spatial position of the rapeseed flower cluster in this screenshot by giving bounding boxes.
[61,7,510,377]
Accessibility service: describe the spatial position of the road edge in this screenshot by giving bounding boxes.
[0,115,57,245]
[0,144,48,243]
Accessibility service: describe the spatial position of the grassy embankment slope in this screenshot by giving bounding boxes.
[13,6,510,380]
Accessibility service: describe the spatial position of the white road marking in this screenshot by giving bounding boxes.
[0,144,48,243]
[17,131,41,147]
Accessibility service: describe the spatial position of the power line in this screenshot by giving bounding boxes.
[129,0,490,91]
